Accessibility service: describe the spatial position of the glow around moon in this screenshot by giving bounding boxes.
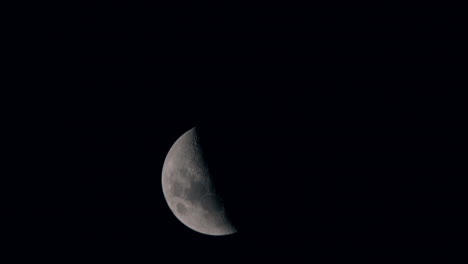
[161,127,237,236]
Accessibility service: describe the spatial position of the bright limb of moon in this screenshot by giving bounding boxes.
[161,127,237,236]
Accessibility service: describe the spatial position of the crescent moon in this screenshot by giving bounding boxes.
[161,127,237,236]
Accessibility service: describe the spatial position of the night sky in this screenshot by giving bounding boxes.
[6,3,464,262]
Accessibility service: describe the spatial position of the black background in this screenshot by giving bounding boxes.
[5,3,465,262]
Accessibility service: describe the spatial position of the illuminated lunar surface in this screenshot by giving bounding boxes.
[161,127,237,236]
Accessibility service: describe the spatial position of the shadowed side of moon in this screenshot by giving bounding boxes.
[161,127,237,236]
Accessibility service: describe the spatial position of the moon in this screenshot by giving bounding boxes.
[161,127,237,236]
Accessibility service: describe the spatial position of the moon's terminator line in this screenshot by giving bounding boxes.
[161,127,237,236]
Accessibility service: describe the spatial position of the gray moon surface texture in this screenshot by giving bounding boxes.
[161,127,237,236]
